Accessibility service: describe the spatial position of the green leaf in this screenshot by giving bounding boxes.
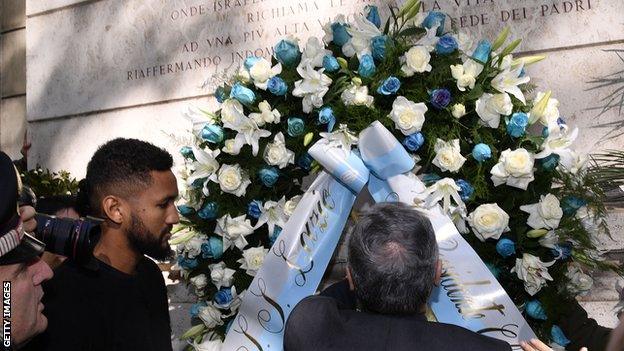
[180,324,206,340]
[464,84,484,100]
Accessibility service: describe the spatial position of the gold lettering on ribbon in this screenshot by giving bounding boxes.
[233,315,263,351]
[250,278,286,334]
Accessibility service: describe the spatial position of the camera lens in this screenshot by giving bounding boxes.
[35,214,101,264]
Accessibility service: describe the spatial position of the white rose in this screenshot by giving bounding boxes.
[476,93,512,128]
[467,203,510,241]
[388,96,427,135]
[209,262,235,290]
[341,83,374,107]
[520,194,563,230]
[432,139,466,173]
[237,246,269,276]
[190,274,208,290]
[220,99,246,130]
[185,235,206,258]
[565,263,593,296]
[263,132,295,169]
[217,164,251,197]
[401,46,432,76]
[451,103,466,119]
[490,148,535,190]
[249,58,282,90]
[198,304,224,329]
[222,139,241,155]
[284,195,302,217]
[235,65,251,84]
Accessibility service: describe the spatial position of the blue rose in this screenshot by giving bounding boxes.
[201,236,223,260]
[358,54,376,78]
[267,76,288,96]
[177,256,198,269]
[247,200,263,219]
[496,238,516,258]
[230,83,256,105]
[297,152,314,171]
[377,76,401,95]
[180,146,194,159]
[430,88,451,109]
[402,132,424,152]
[215,86,227,103]
[318,107,336,132]
[456,179,474,202]
[287,117,305,137]
[269,226,283,246]
[506,112,529,138]
[435,34,458,55]
[551,325,571,347]
[322,55,340,73]
[259,167,279,187]
[371,35,388,61]
[177,205,195,217]
[561,196,587,216]
[472,143,492,162]
[274,39,301,67]
[201,124,225,143]
[423,11,445,36]
[214,287,233,305]
[244,56,261,71]
[485,263,501,278]
[331,22,351,46]
[551,243,572,260]
[423,173,441,185]
[197,202,219,220]
[190,302,206,318]
[525,300,547,320]
[365,5,381,28]
[540,153,560,171]
[472,40,492,63]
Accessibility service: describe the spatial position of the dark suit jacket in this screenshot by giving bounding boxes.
[284,280,512,351]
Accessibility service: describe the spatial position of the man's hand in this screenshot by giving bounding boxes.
[520,339,587,351]
[19,205,37,233]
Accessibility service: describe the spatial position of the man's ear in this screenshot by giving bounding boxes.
[101,195,126,225]
[346,266,355,291]
[434,259,442,286]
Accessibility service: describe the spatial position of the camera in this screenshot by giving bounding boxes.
[19,186,101,265]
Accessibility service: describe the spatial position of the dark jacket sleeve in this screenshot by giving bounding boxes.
[556,300,611,351]
[320,279,357,310]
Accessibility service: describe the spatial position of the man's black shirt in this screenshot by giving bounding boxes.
[26,257,172,351]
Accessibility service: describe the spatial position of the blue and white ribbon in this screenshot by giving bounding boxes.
[223,121,535,350]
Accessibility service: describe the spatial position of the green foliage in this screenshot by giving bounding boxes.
[20,166,79,198]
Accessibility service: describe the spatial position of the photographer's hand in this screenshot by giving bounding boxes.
[19,205,37,232]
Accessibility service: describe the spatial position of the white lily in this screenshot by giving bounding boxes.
[215,214,254,251]
[184,105,217,135]
[528,91,560,125]
[255,197,288,235]
[292,64,332,113]
[299,37,332,69]
[538,230,560,249]
[535,123,578,160]
[450,59,484,91]
[420,178,466,215]
[208,262,236,290]
[232,117,271,157]
[491,64,530,104]
[512,253,555,296]
[186,147,220,191]
[557,149,588,175]
[198,303,224,328]
[249,58,282,90]
[319,124,358,157]
[416,25,441,52]
[343,14,381,58]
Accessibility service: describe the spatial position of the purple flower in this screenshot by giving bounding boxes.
[430,89,451,109]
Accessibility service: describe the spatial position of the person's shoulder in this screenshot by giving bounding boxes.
[285,295,342,349]
[426,322,512,350]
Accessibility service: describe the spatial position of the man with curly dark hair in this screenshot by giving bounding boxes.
[25,138,179,351]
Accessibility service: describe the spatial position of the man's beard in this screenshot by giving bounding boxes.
[127,214,172,260]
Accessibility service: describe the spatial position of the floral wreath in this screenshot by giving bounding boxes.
[171,1,620,349]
